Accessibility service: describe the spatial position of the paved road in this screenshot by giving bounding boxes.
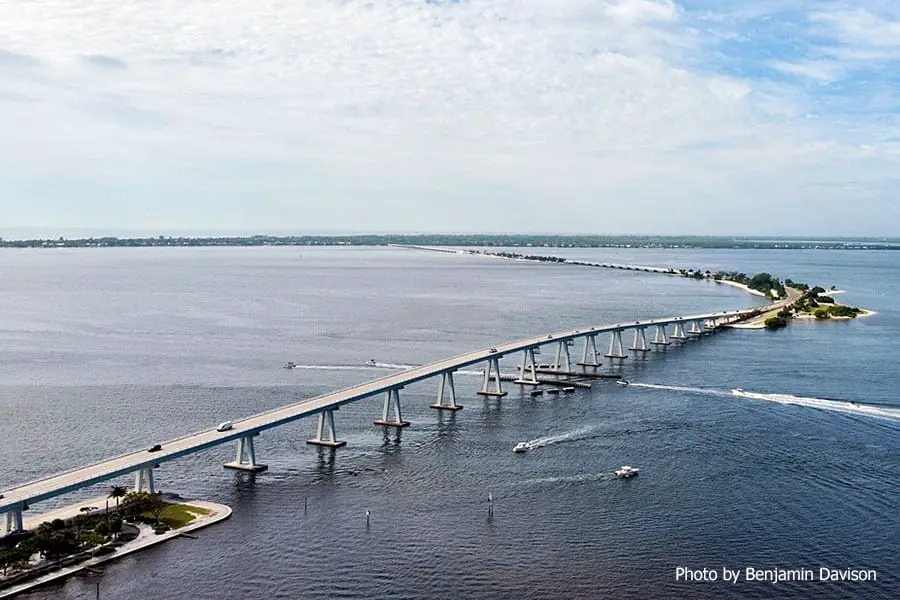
[1,308,764,517]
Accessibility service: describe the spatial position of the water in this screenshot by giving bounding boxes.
[0,247,896,599]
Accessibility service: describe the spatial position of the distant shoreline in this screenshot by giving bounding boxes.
[1,235,899,251]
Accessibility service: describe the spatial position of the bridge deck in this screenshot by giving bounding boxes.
[1,308,765,513]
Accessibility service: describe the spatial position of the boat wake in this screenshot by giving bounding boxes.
[368,361,417,370]
[513,472,609,487]
[731,389,900,423]
[627,382,899,422]
[284,362,483,376]
[286,364,382,372]
[519,426,597,451]
[627,383,731,397]
[285,362,417,372]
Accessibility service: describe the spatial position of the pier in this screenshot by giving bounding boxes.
[1,308,767,534]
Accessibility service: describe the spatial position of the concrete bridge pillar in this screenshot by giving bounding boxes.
[133,467,156,494]
[3,508,24,534]
[629,328,651,353]
[477,357,507,397]
[671,321,687,340]
[552,340,572,372]
[308,408,347,448]
[605,330,627,359]
[225,434,268,472]
[432,371,463,411]
[376,388,410,428]
[688,320,703,335]
[514,348,540,386]
[651,324,671,346]
[577,334,602,367]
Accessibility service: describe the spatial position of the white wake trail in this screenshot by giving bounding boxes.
[627,383,732,397]
[732,390,900,423]
[287,364,382,372]
[521,426,597,451]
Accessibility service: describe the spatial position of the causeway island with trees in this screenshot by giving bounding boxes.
[464,248,872,330]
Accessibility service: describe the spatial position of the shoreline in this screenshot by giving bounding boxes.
[0,496,231,598]
[461,247,874,327]
[714,279,770,299]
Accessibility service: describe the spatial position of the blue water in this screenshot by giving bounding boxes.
[0,247,896,599]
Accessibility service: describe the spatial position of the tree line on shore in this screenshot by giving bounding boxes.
[2,234,898,250]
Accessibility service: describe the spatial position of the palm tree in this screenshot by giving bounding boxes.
[109,486,127,538]
[109,486,127,513]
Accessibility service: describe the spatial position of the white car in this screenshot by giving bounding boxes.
[216,421,233,432]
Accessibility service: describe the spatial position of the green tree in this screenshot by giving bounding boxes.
[813,307,831,320]
[764,316,788,329]
[109,486,127,513]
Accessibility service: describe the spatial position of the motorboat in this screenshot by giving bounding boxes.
[615,465,639,478]
[284,361,296,369]
[731,388,746,395]
[366,359,377,366]
[616,380,629,386]
[513,442,529,453]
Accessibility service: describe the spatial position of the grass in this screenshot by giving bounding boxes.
[155,504,212,530]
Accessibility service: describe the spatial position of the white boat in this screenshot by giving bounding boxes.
[284,361,296,369]
[513,442,529,453]
[616,380,629,386]
[615,465,639,478]
[366,359,377,366]
[731,388,746,395]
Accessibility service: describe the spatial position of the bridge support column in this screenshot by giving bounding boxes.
[477,357,507,397]
[688,320,703,336]
[225,434,268,472]
[552,341,572,372]
[605,330,627,359]
[651,324,670,346]
[432,371,463,411]
[577,335,602,367]
[629,328,651,353]
[3,509,24,534]
[307,409,347,448]
[514,348,540,386]
[133,467,156,493]
[375,388,410,428]
[671,322,687,341]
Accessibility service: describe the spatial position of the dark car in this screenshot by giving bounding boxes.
[489,348,498,353]
[148,444,162,453]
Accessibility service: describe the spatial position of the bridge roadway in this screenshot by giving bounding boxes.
[1,307,767,520]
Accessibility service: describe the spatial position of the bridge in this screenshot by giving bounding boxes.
[1,307,771,534]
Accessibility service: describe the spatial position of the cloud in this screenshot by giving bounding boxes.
[604,0,679,23]
[82,54,128,69]
[771,60,842,83]
[0,0,898,235]
[812,8,900,49]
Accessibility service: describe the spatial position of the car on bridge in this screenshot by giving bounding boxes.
[148,444,162,453]
[216,421,234,432]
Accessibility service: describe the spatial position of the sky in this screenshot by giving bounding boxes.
[1,0,899,237]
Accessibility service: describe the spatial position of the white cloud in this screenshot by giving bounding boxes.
[812,8,900,49]
[0,0,897,235]
[604,0,679,23]
[771,60,842,83]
